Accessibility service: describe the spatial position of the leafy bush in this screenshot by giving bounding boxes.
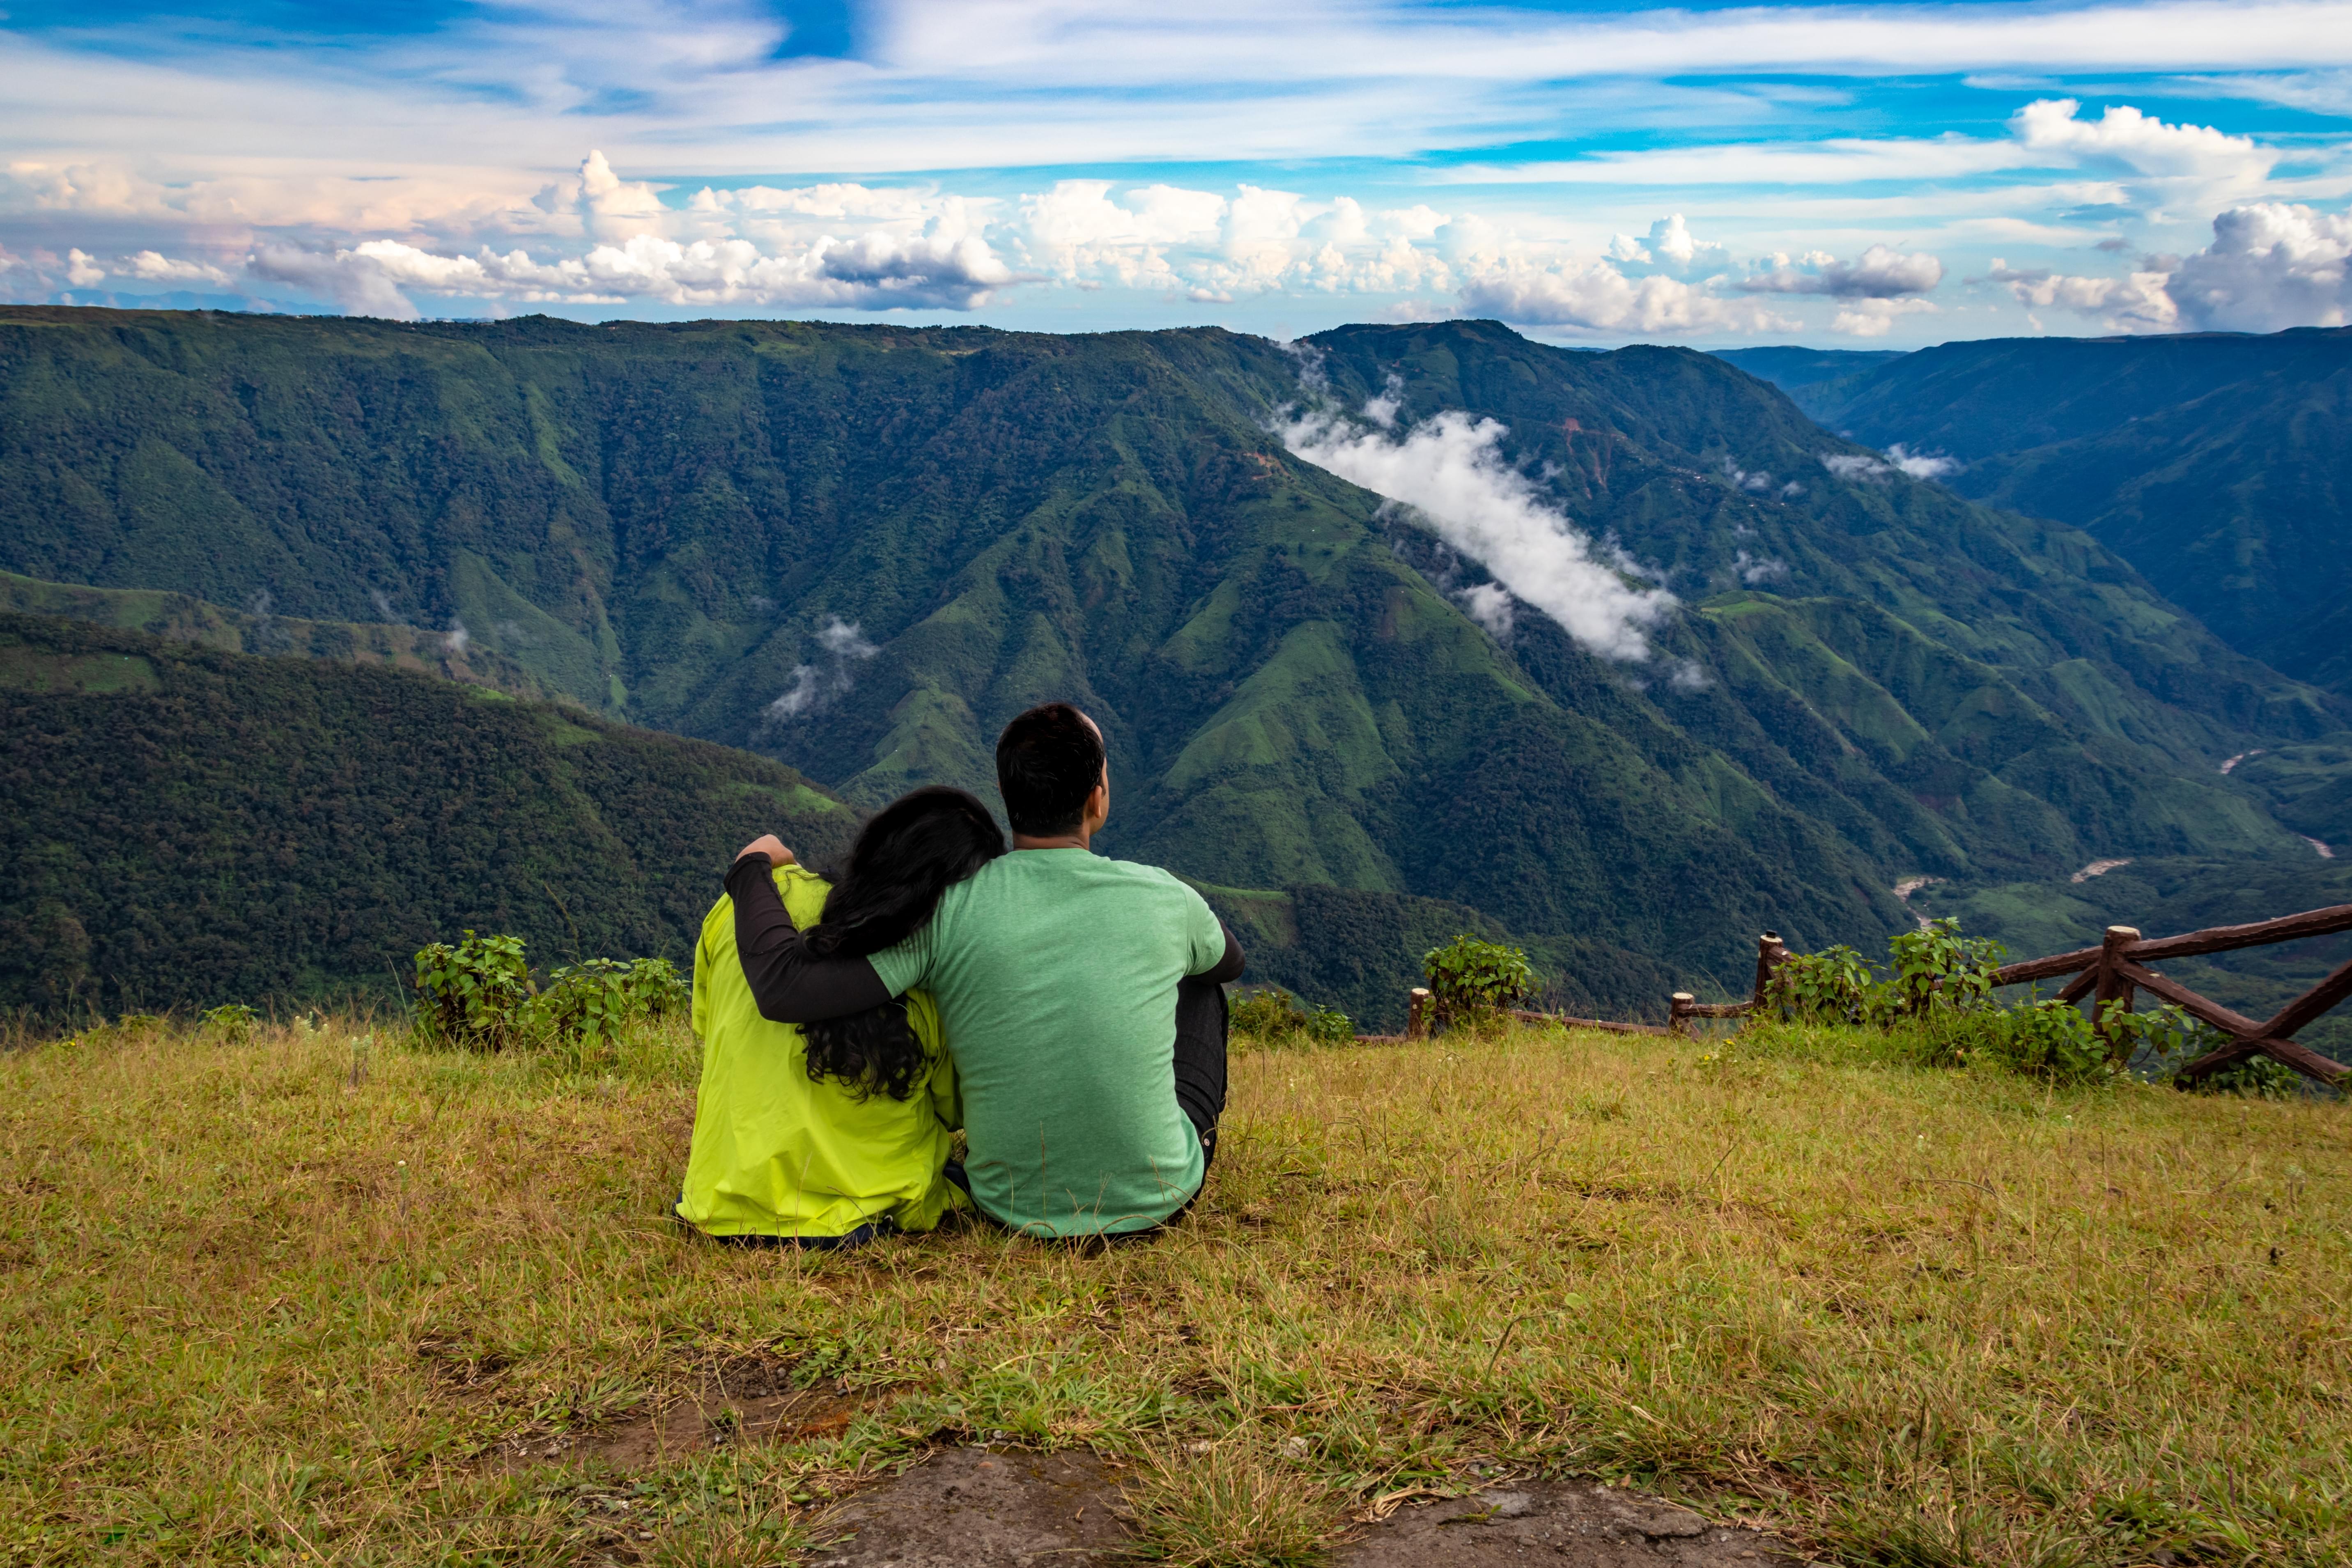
[1989,999,2109,1082]
[534,957,686,1048]
[1232,987,1309,1040]
[1762,944,1874,1024]
[2195,1054,2308,1100]
[412,931,536,1051]
[1423,934,1534,1033]
[1885,918,2006,1017]
[1231,987,1356,1047]
[1301,1005,1355,1045]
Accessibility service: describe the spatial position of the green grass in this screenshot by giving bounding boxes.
[2,1010,2346,1566]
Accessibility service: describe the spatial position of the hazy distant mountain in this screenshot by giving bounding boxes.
[3,308,2341,1022]
[1741,329,2352,695]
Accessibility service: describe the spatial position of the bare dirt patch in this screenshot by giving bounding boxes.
[1339,1481,1801,1566]
[808,1445,1134,1568]
[482,1353,870,1472]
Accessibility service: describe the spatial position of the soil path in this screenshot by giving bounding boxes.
[809,1445,1132,1567]
[805,1448,1803,1567]
[1339,1481,1802,1566]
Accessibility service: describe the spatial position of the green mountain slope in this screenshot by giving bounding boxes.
[1755,328,2352,693]
[0,569,565,703]
[0,611,856,1017]
[3,307,2344,1026]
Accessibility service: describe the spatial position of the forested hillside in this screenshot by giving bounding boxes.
[1734,328,2352,694]
[3,307,2344,1025]
[0,613,855,1016]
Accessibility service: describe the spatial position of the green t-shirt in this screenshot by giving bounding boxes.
[868,847,1227,1237]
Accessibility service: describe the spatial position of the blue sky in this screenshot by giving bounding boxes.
[5,1,2351,344]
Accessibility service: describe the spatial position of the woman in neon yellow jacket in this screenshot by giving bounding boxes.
[677,788,1002,1247]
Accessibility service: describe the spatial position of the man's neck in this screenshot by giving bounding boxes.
[1012,831,1090,852]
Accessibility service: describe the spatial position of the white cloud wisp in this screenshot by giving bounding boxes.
[1278,399,1673,661]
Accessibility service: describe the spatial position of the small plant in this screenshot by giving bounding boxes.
[1763,943,1874,1024]
[535,959,639,1049]
[1995,999,2109,1082]
[622,956,688,1018]
[412,931,536,1051]
[2192,1053,2308,1100]
[1423,934,1534,1033]
[1884,918,2005,1017]
[1301,1004,1354,1045]
[1231,987,1309,1041]
[200,1003,259,1042]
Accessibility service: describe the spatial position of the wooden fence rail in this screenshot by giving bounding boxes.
[1384,907,2351,1087]
[1663,913,2350,1088]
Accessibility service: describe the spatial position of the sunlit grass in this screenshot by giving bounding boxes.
[2,1010,2346,1565]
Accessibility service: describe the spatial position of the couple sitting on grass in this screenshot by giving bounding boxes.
[675,702,1245,1244]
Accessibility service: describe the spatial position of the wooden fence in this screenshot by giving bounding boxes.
[1396,907,2352,1088]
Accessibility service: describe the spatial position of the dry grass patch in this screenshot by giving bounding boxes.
[0,1012,2345,1565]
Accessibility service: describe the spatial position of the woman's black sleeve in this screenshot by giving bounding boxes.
[726,854,894,1023]
[1202,920,1246,984]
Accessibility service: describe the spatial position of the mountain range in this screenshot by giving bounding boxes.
[1722,328,2352,695]
[5,306,2347,1026]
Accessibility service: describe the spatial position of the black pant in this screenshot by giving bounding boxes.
[1173,973,1229,1169]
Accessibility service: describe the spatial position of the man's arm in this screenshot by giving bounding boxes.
[1201,919,1245,985]
[725,851,894,1023]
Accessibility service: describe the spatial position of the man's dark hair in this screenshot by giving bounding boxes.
[996,702,1105,836]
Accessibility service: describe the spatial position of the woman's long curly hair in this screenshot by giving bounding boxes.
[800,786,1005,1101]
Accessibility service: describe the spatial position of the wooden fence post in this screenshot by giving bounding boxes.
[1751,931,1788,1010]
[2094,925,2140,1054]
[1669,992,1696,1037]
[1405,987,1432,1042]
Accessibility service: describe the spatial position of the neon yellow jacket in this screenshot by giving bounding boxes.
[676,862,965,1240]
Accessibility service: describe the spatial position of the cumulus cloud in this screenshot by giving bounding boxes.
[1733,550,1789,585]
[1279,398,1673,661]
[1604,214,1727,270]
[2010,98,2275,198]
[1741,244,1944,298]
[2169,202,2352,331]
[1459,255,1795,335]
[122,250,232,285]
[1979,201,2352,333]
[1829,296,1942,337]
[1823,453,1893,482]
[249,209,1019,318]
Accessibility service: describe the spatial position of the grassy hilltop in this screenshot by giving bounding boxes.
[1,1010,2343,1565]
[5,307,2348,1022]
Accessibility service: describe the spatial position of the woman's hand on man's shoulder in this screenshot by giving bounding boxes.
[734,834,796,867]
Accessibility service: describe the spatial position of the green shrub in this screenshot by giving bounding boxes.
[1990,999,2109,1082]
[1884,918,2005,1017]
[533,956,685,1048]
[1423,934,1533,1033]
[411,931,535,1051]
[1301,1005,1355,1045]
[1231,988,1356,1047]
[2194,1054,2308,1100]
[1762,943,1874,1024]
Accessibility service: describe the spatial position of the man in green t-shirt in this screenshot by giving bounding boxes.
[726,703,1245,1237]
